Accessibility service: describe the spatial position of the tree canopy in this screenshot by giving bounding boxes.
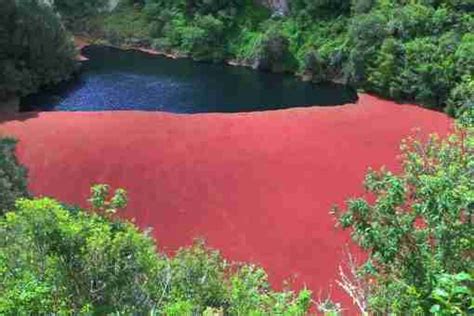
[0,0,76,101]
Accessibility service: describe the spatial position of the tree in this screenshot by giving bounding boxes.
[333,117,474,313]
[0,0,76,103]
[367,37,404,98]
[252,25,296,73]
[346,11,388,84]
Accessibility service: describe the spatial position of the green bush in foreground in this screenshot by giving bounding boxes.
[0,138,28,214]
[333,113,474,314]
[0,185,311,315]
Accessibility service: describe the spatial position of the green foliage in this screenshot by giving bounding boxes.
[168,239,229,310]
[0,196,163,314]
[290,0,352,19]
[346,11,388,83]
[333,121,474,313]
[88,184,128,218]
[344,2,472,113]
[429,272,473,315]
[351,0,376,14]
[0,0,76,102]
[392,35,457,108]
[229,265,312,315]
[53,0,109,31]
[180,15,227,61]
[143,0,245,17]
[301,50,328,82]
[446,76,474,117]
[0,138,28,214]
[252,24,297,73]
[367,37,404,98]
[0,185,312,314]
[101,8,151,46]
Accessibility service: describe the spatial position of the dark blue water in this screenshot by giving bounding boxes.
[22,45,357,113]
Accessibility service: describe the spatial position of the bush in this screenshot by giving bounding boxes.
[333,118,474,313]
[446,76,474,116]
[252,25,296,73]
[180,15,227,61]
[0,138,28,214]
[0,185,312,314]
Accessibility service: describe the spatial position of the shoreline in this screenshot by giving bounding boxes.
[75,35,261,70]
[74,37,90,61]
[70,36,444,115]
[74,35,350,86]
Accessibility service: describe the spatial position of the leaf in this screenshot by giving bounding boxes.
[453,286,470,295]
[433,288,449,298]
[430,304,441,313]
[454,272,472,282]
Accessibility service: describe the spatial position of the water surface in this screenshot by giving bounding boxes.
[22,45,357,113]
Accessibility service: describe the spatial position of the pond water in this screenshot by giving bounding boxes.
[22,45,357,113]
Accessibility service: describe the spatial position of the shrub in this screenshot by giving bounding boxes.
[333,118,474,313]
[0,185,313,314]
[0,138,28,214]
[252,24,296,73]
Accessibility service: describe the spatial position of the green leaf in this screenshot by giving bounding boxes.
[430,304,441,313]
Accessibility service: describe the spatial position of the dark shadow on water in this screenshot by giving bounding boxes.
[0,112,39,124]
[22,45,358,113]
[20,73,86,112]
